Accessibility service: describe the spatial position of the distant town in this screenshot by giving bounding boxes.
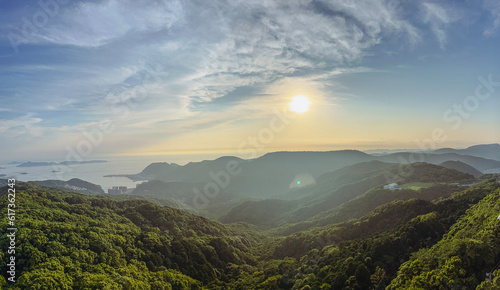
[107,186,134,195]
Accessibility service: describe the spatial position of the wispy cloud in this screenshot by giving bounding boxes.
[168,0,421,105]
[1,0,499,159]
[16,0,183,47]
[0,114,43,137]
[31,0,420,123]
[483,0,500,36]
[421,2,459,49]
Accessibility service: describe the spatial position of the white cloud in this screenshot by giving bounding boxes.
[483,0,500,36]
[421,2,460,49]
[42,0,420,132]
[173,0,420,104]
[11,0,422,110]
[0,114,43,137]
[0,0,445,158]
[22,0,183,47]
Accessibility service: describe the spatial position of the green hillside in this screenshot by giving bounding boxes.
[1,178,498,289]
[221,163,475,230]
[105,194,198,214]
[34,178,105,195]
[440,160,483,178]
[0,182,262,289]
[269,180,500,289]
[389,184,500,289]
[278,183,463,234]
[132,180,247,219]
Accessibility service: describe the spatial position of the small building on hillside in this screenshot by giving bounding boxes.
[384,183,401,190]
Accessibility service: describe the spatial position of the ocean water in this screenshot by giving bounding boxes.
[0,154,228,191]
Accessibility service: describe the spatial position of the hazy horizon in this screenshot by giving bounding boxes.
[2,142,499,165]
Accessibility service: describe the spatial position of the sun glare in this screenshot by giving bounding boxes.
[289,95,311,113]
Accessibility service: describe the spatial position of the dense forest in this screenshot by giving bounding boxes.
[1,167,500,288]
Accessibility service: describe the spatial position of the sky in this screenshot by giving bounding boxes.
[0,0,499,162]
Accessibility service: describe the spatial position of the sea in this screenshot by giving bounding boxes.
[0,153,228,191]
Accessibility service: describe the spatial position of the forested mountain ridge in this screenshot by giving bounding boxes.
[0,182,263,289]
[269,181,500,289]
[119,148,500,201]
[221,162,475,230]
[1,179,499,289]
[388,180,500,289]
[276,183,464,235]
[439,160,483,178]
[434,144,500,161]
[34,178,105,195]
[115,161,478,225]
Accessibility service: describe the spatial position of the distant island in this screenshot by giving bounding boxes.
[17,160,108,167]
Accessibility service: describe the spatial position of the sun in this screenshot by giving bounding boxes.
[289,95,311,113]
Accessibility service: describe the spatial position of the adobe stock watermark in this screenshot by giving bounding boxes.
[192,107,297,209]
[385,73,500,183]
[7,0,70,54]
[52,65,163,179]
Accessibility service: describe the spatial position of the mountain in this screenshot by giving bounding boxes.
[132,180,201,201]
[125,145,500,198]
[123,159,393,218]
[0,178,8,187]
[277,183,464,235]
[1,176,498,288]
[220,162,475,230]
[14,178,203,213]
[105,194,199,214]
[131,180,247,218]
[271,181,500,289]
[127,151,375,200]
[440,160,483,177]
[283,162,475,228]
[375,152,500,172]
[123,162,181,181]
[126,156,246,183]
[282,160,395,200]
[0,182,262,288]
[248,150,374,180]
[480,173,500,183]
[219,199,298,227]
[434,143,500,161]
[120,147,500,203]
[388,181,500,289]
[34,178,105,195]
